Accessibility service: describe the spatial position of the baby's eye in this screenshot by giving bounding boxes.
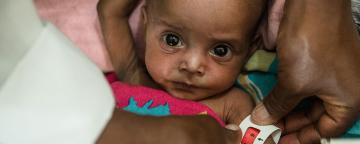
[162,33,184,48]
[209,44,232,60]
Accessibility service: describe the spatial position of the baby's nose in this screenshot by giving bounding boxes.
[178,52,206,76]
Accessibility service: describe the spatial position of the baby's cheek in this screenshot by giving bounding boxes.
[146,58,162,79]
[209,69,239,89]
[145,52,171,84]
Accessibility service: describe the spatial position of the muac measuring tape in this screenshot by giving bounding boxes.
[239,116,281,144]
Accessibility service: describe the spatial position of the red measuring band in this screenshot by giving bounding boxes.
[241,127,260,144]
[239,116,281,144]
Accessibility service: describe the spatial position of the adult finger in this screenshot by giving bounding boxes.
[281,102,358,144]
[284,99,324,134]
[316,102,358,137]
[280,125,321,144]
[251,82,305,125]
[260,0,285,50]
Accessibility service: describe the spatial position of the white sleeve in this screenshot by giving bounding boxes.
[0,20,115,144]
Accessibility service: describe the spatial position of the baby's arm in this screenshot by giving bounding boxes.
[98,0,148,85]
[200,87,254,125]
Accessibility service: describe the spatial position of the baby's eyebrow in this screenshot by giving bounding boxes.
[151,17,185,31]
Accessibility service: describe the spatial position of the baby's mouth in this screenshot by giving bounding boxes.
[171,81,198,91]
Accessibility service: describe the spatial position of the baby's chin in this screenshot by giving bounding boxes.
[165,88,210,101]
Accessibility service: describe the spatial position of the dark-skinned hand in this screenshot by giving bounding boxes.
[252,0,360,144]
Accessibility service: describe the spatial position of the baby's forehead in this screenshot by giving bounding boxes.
[147,0,264,14]
[147,0,264,38]
[146,0,264,26]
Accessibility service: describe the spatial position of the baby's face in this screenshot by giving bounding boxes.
[143,0,263,100]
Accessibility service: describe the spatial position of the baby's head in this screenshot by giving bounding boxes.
[142,0,265,100]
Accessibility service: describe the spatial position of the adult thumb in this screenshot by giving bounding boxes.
[251,83,304,125]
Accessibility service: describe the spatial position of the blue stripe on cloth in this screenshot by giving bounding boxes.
[248,72,277,100]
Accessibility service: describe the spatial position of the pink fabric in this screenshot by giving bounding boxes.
[106,73,225,126]
[34,0,144,72]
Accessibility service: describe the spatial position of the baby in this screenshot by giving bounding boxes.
[99,0,265,125]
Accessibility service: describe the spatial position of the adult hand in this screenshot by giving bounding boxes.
[97,109,241,144]
[259,0,285,51]
[252,0,360,143]
[97,0,140,18]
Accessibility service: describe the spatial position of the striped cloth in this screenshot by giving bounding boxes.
[236,50,278,103]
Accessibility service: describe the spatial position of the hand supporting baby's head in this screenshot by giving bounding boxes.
[141,0,266,100]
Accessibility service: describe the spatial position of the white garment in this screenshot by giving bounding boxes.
[0,1,115,143]
[0,0,43,86]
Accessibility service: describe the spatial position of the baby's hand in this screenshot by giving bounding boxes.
[200,87,254,128]
[97,0,146,84]
[97,0,140,18]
